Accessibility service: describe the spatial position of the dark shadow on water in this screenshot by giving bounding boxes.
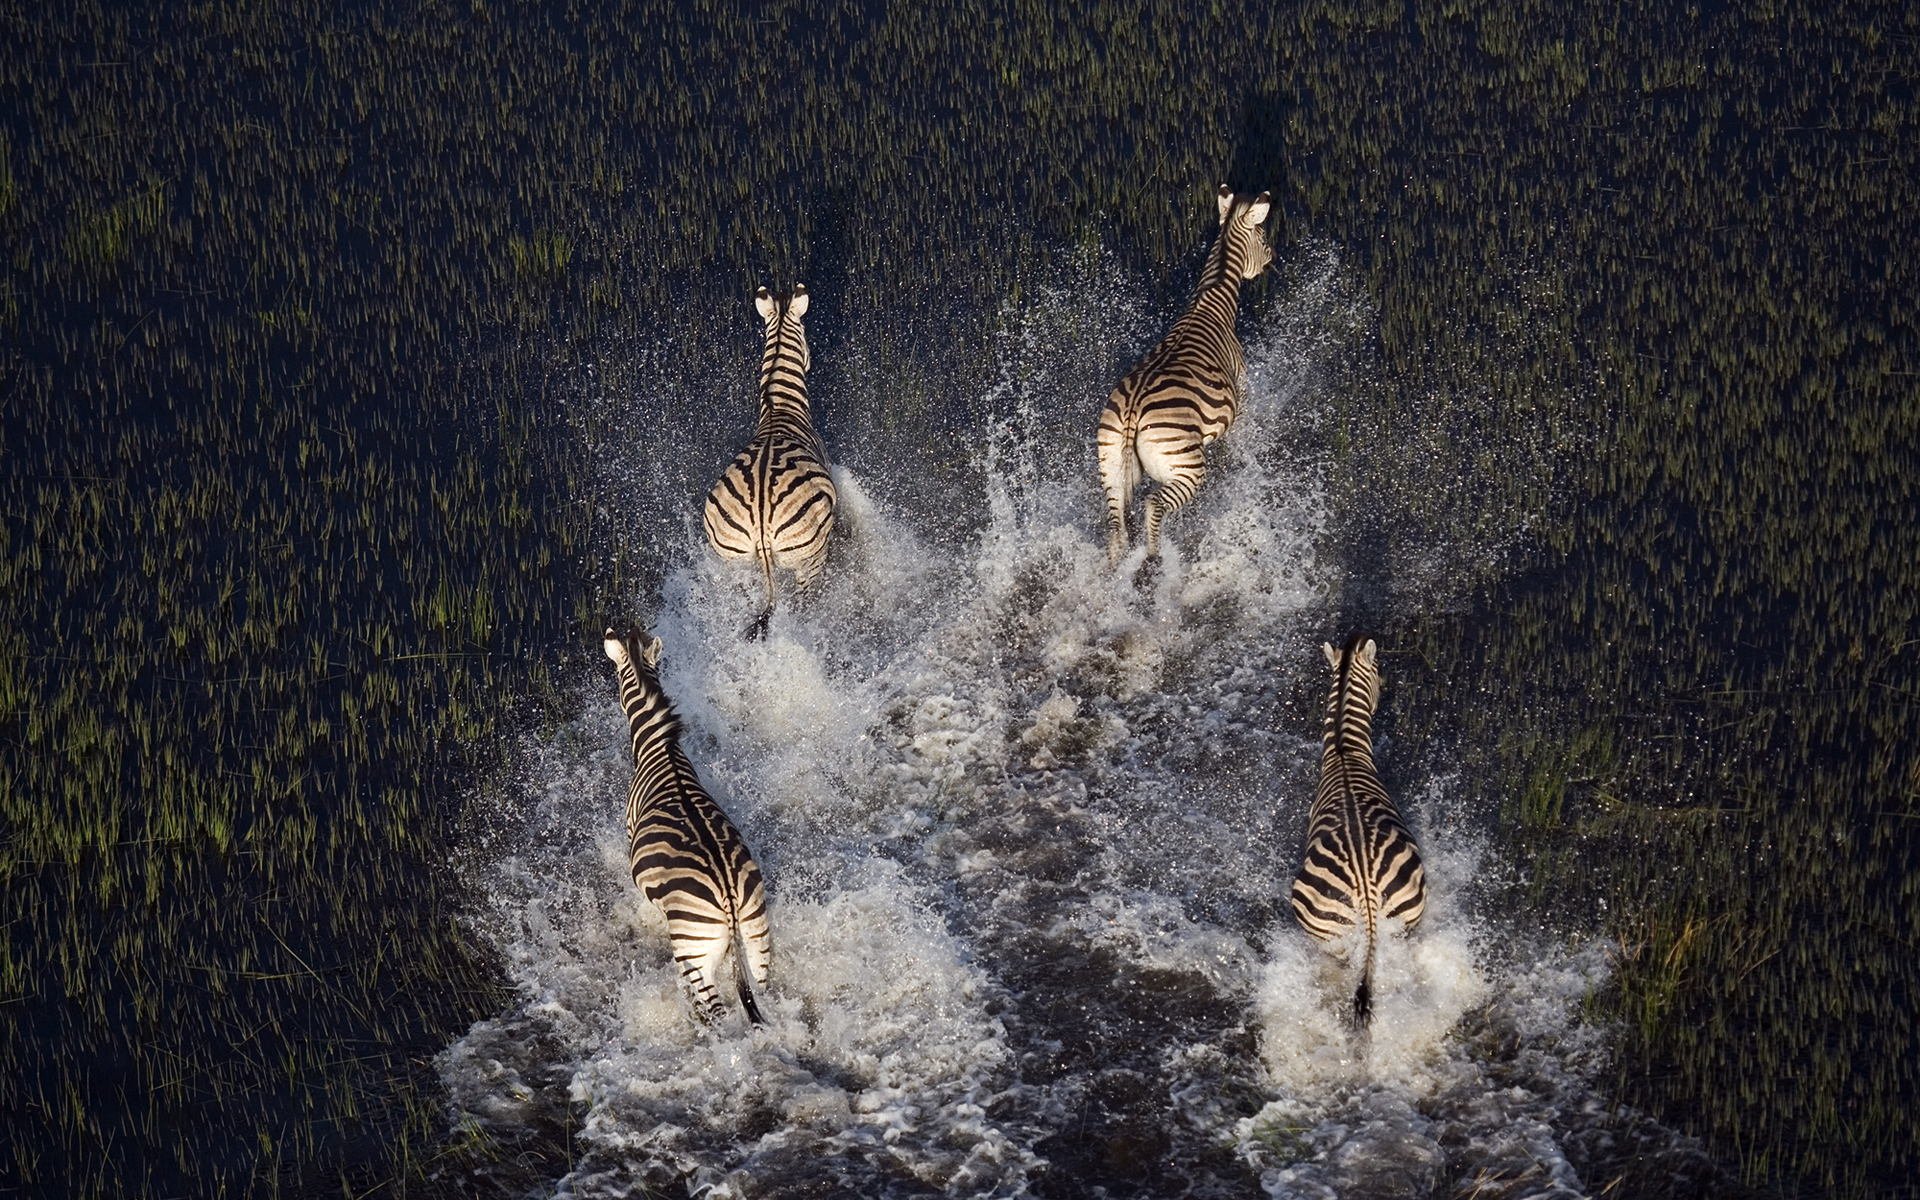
[1227,93,1299,209]
[1332,527,1393,637]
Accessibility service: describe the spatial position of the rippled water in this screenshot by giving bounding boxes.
[438,256,1731,1197]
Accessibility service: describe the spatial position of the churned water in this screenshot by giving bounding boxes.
[437,252,1720,1197]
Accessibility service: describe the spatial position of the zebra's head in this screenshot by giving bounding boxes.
[1214,184,1274,281]
[1322,635,1383,714]
[603,624,664,672]
[754,284,812,374]
[754,284,810,324]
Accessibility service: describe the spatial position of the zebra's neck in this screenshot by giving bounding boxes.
[1184,277,1244,327]
[757,320,811,419]
[613,660,683,762]
[1323,675,1378,760]
[1323,724,1376,766]
[1196,221,1254,299]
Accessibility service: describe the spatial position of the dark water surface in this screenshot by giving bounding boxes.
[2,2,1914,1197]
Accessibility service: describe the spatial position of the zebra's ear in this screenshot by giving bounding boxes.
[1243,191,1273,227]
[755,286,776,323]
[1322,641,1340,669]
[1216,183,1233,222]
[641,636,663,668]
[1359,639,1378,666]
[602,630,626,663]
[788,284,809,320]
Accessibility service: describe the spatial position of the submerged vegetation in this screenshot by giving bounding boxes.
[2,0,1915,1196]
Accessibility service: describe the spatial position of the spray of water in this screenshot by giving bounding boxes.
[438,248,1701,1197]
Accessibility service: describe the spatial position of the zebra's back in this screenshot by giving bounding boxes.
[1288,757,1427,939]
[604,626,773,1026]
[1099,186,1273,563]
[628,766,773,1023]
[705,284,836,631]
[702,423,836,573]
[1104,305,1248,444]
[1289,636,1426,1026]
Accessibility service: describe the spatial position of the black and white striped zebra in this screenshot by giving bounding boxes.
[1098,185,1274,565]
[703,284,837,638]
[603,624,772,1026]
[1289,635,1427,1028]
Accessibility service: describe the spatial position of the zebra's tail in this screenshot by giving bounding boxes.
[746,542,776,640]
[1097,412,1142,563]
[1353,911,1378,1029]
[733,936,766,1027]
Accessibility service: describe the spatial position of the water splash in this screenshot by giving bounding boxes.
[438,249,1704,1196]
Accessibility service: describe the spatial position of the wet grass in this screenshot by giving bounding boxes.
[3,0,1916,1196]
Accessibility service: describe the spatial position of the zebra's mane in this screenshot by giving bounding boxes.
[612,648,684,748]
[1199,202,1256,294]
[1327,634,1375,754]
[757,303,811,408]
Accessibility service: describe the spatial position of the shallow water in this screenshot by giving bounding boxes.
[438,258,1732,1197]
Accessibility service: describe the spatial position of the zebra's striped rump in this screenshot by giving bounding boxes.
[1288,635,1427,1028]
[603,624,773,1026]
[1099,184,1274,565]
[703,284,837,637]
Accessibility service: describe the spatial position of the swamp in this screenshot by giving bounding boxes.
[2,1,1915,1197]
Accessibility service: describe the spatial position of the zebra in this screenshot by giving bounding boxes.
[703,283,838,639]
[602,624,773,1026]
[1098,184,1274,566]
[1289,635,1427,1028]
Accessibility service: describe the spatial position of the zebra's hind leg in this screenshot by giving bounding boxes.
[1139,439,1208,560]
[788,538,831,599]
[754,541,828,632]
[678,942,734,1025]
[1096,405,1140,564]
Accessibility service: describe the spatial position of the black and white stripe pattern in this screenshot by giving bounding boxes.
[1098,184,1274,563]
[703,284,837,638]
[1289,635,1427,1028]
[603,625,772,1026]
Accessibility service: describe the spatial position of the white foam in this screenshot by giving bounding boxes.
[441,249,1681,1196]
[1240,819,1618,1197]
